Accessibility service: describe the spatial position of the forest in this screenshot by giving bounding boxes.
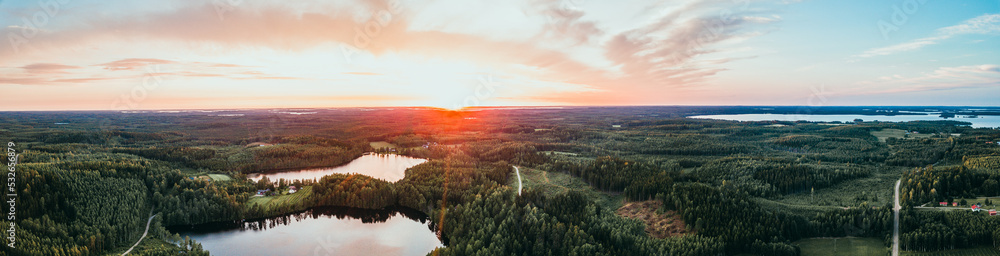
[0,106,998,255]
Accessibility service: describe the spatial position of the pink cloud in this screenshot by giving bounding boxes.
[0,0,781,105]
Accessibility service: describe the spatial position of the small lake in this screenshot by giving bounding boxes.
[248,153,427,183]
[169,206,442,256]
[688,114,1000,128]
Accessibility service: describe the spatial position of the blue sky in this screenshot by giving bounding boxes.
[0,0,998,110]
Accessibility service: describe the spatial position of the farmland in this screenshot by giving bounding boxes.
[900,246,1000,256]
[795,237,888,256]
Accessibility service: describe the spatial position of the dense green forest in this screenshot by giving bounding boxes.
[1,107,998,255]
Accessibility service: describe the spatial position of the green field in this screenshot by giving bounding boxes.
[956,197,1000,208]
[369,141,398,149]
[777,171,898,208]
[901,246,1000,256]
[207,174,233,181]
[795,237,888,256]
[247,186,313,212]
[511,167,623,209]
[870,128,936,142]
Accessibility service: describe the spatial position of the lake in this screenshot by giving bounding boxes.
[169,206,442,256]
[247,153,427,183]
[688,114,1000,128]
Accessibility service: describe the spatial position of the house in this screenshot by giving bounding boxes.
[256,189,271,196]
[972,205,980,212]
[952,202,958,207]
[990,210,997,216]
[288,186,297,193]
[940,202,948,206]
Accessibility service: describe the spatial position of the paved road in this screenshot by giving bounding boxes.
[514,166,522,196]
[122,213,158,255]
[893,179,900,256]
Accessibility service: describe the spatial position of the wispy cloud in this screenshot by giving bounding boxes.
[20,63,81,74]
[530,0,604,45]
[852,13,1000,60]
[853,64,1000,94]
[95,58,176,71]
[0,58,306,86]
[0,0,791,107]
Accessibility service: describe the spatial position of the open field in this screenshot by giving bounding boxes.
[959,197,1000,207]
[756,198,846,218]
[777,172,897,208]
[207,174,233,181]
[915,197,999,208]
[795,237,888,256]
[369,141,398,149]
[510,166,623,209]
[247,186,313,212]
[871,129,936,142]
[900,246,1000,256]
[541,151,578,156]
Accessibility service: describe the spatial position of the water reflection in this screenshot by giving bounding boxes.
[247,153,427,183]
[169,206,442,256]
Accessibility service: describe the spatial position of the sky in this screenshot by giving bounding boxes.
[0,0,998,111]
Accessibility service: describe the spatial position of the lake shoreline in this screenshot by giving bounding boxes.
[247,153,428,183]
[165,205,434,233]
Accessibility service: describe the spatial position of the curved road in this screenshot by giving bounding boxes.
[122,213,158,255]
[893,179,900,256]
[514,166,522,196]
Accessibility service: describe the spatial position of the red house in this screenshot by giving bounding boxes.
[952,202,958,207]
[972,205,981,212]
[990,210,997,216]
[940,202,948,206]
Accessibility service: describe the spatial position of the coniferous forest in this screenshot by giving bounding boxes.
[1,106,999,255]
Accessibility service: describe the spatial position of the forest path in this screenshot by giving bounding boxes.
[893,179,900,256]
[515,166,522,196]
[122,212,158,255]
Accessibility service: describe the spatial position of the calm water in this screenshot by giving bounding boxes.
[248,153,427,183]
[689,114,1000,128]
[170,207,442,256]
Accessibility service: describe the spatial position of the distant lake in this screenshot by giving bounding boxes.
[689,114,1000,128]
[248,153,427,183]
[169,206,442,256]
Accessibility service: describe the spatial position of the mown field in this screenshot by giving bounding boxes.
[870,128,937,142]
[510,166,624,210]
[207,173,233,181]
[247,186,314,212]
[369,141,398,149]
[776,172,897,208]
[795,237,888,256]
[901,246,1000,256]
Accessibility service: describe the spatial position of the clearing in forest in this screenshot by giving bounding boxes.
[871,129,935,142]
[900,246,1000,256]
[207,174,232,181]
[615,200,688,239]
[369,141,398,149]
[795,237,887,256]
[247,186,313,212]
